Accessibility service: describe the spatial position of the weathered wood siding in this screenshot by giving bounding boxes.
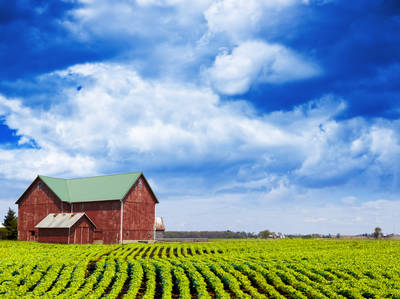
[37,228,69,243]
[123,175,156,241]
[70,217,95,244]
[71,201,121,244]
[17,178,70,241]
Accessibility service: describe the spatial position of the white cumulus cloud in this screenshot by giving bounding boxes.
[0,64,398,191]
[0,63,301,180]
[205,40,321,95]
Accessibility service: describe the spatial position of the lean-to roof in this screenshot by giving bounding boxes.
[35,213,96,228]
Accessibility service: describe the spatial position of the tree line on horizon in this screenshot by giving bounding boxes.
[0,207,387,241]
[165,227,386,239]
[164,230,259,239]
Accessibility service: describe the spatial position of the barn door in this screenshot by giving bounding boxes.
[74,227,81,244]
[29,230,36,241]
[81,227,89,244]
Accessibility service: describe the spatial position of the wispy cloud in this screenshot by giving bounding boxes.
[204,0,305,41]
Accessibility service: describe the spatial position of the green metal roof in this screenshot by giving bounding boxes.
[39,172,142,203]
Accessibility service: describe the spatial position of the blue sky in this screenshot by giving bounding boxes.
[1,0,400,234]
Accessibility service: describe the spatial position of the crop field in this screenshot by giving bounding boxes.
[0,239,400,298]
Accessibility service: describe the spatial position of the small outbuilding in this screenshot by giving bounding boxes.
[35,213,96,244]
[155,216,165,240]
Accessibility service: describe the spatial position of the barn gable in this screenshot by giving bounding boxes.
[16,177,71,242]
[15,176,65,206]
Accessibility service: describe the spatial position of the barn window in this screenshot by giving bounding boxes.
[38,182,42,191]
[30,230,35,236]
[138,179,142,189]
[126,231,129,236]
[148,231,151,237]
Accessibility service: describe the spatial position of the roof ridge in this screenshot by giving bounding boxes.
[39,172,142,181]
[48,212,85,215]
[39,175,66,180]
[67,172,142,181]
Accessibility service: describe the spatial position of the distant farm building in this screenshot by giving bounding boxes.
[155,216,165,240]
[16,172,161,244]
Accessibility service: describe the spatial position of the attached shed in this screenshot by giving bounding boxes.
[35,213,96,244]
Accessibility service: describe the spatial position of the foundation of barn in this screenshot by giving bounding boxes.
[122,239,155,244]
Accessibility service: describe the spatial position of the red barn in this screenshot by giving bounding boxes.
[16,172,159,244]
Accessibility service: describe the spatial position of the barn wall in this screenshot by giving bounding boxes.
[123,175,156,241]
[70,217,95,244]
[38,228,69,243]
[18,178,70,241]
[72,200,120,244]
